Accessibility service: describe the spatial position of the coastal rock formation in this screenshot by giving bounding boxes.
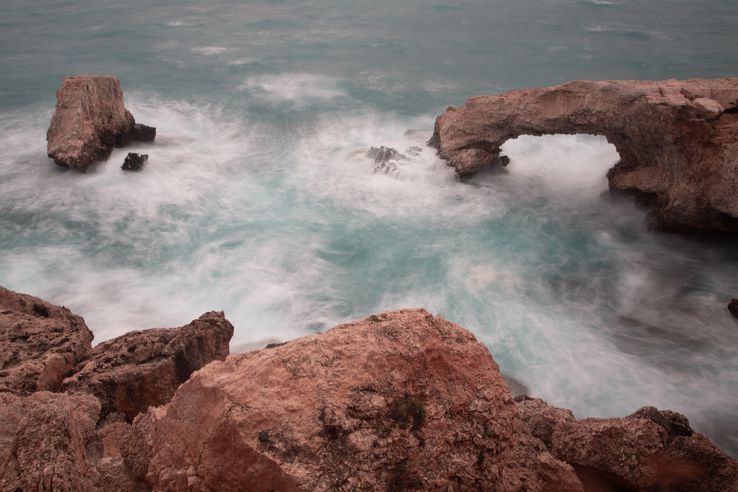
[2,285,738,490]
[516,398,738,491]
[430,78,738,231]
[122,152,149,171]
[46,75,156,172]
[63,312,233,421]
[0,286,93,395]
[128,309,581,491]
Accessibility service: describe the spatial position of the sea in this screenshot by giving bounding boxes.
[1,0,737,456]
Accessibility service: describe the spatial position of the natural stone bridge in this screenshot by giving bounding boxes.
[430,78,738,231]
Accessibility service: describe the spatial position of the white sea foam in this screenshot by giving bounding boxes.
[240,73,346,108]
[192,46,230,56]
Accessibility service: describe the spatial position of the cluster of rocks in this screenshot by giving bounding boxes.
[0,286,233,490]
[46,75,156,172]
[1,286,736,490]
[430,78,738,232]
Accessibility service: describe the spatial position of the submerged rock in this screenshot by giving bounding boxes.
[128,309,581,491]
[0,286,93,395]
[63,312,233,422]
[367,145,407,174]
[729,298,738,318]
[121,152,149,171]
[430,78,738,232]
[46,75,156,172]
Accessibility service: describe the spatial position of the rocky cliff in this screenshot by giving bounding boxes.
[46,76,156,172]
[430,78,738,231]
[1,287,736,491]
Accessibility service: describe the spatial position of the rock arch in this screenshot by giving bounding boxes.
[430,79,738,231]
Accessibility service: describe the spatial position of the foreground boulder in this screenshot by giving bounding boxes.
[47,75,156,171]
[430,78,738,231]
[63,312,233,421]
[127,309,581,491]
[0,286,93,394]
[516,397,738,491]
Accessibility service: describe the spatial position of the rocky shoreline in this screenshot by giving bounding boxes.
[1,285,736,491]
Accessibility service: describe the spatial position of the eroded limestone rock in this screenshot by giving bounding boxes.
[0,286,93,395]
[63,312,233,421]
[47,75,156,172]
[129,309,581,491]
[430,78,738,231]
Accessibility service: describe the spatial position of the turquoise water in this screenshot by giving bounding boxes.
[1,0,737,455]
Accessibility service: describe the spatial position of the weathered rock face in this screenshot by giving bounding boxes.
[516,398,738,491]
[46,75,156,172]
[63,312,233,422]
[128,309,581,491]
[0,391,101,491]
[430,78,738,231]
[0,286,93,395]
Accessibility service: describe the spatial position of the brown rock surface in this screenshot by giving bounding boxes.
[0,391,101,491]
[63,311,233,421]
[515,398,738,491]
[46,75,156,172]
[430,78,738,231]
[128,309,582,491]
[0,285,93,395]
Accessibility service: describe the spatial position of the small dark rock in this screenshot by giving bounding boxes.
[366,146,407,174]
[265,342,287,349]
[132,123,156,142]
[496,155,511,167]
[121,153,148,171]
[729,299,738,318]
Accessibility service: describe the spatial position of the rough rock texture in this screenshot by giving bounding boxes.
[128,309,582,491]
[122,152,148,171]
[0,391,101,491]
[516,399,738,491]
[47,75,156,172]
[63,312,233,422]
[430,78,738,231]
[0,286,93,395]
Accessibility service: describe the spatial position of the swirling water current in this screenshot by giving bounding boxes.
[1,0,737,455]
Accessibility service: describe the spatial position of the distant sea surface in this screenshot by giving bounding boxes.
[1,0,737,455]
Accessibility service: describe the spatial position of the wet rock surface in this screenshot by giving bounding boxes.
[121,152,148,171]
[46,75,156,172]
[430,78,738,232]
[367,145,407,174]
